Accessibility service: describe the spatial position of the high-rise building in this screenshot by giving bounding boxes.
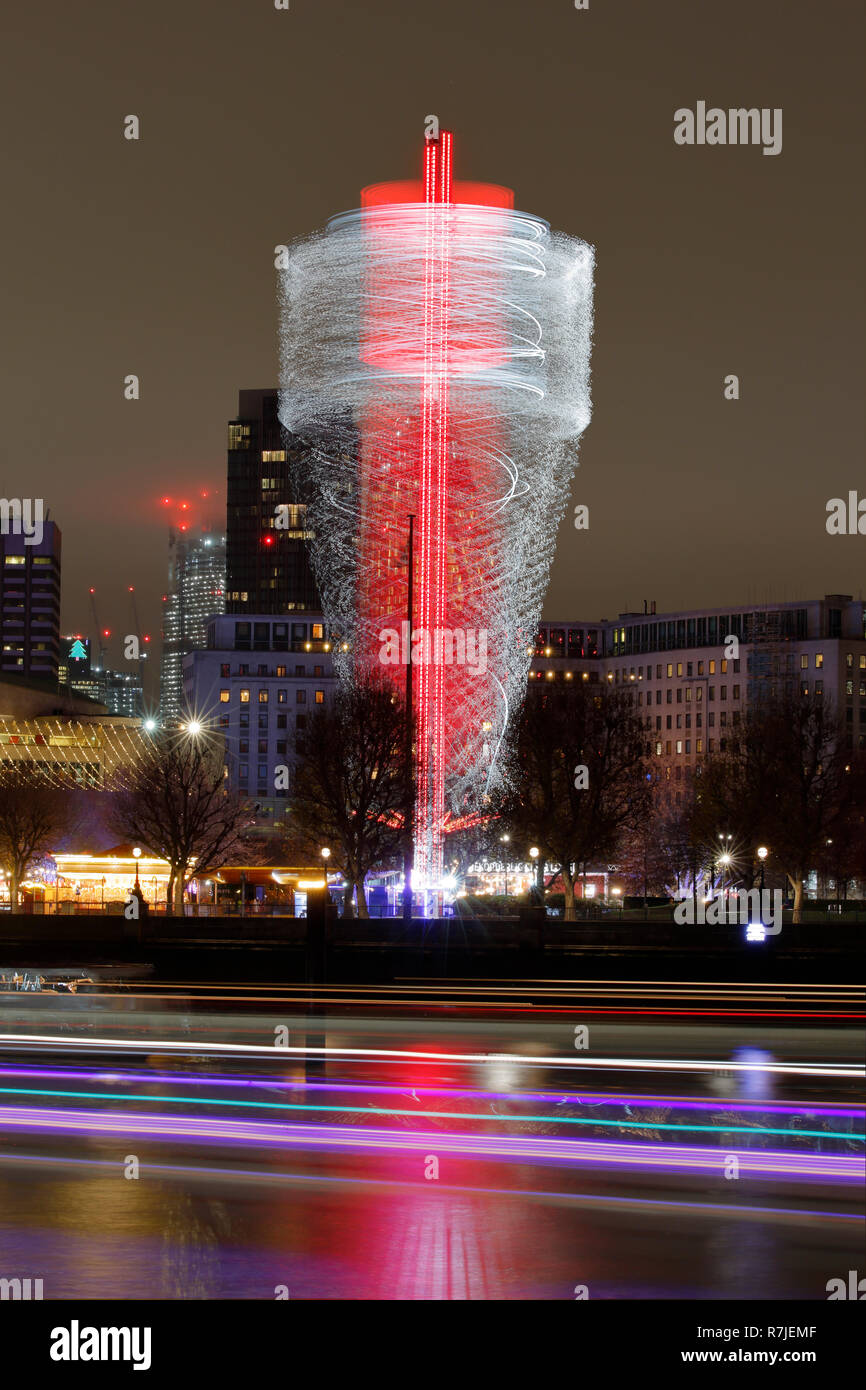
[160,527,225,722]
[225,389,319,614]
[1,520,62,680]
[101,669,144,718]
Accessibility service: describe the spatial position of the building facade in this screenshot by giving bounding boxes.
[183,611,336,828]
[225,389,319,614]
[531,595,866,805]
[1,520,62,681]
[59,637,143,716]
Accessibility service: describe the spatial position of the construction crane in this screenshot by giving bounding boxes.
[88,587,110,672]
[126,585,150,695]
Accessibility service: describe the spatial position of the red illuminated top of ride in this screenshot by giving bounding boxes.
[361,129,514,210]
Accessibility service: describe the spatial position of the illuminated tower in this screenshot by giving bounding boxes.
[279,127,594,904]
[358,132,516,886]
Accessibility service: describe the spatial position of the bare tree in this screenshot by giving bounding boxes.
[0,778,72,908]
[111,733,253,914]
[693,693,855,921]
[617,793,694,901]
[291,674,411,918]
[495,681,650,920]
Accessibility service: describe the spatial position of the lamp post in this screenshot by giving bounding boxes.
[719,851,731,899]
[500,834,510,900]
[132,847,141,892]
[757,845,768,893]
[321,847,331,897]
[529,846,540,905]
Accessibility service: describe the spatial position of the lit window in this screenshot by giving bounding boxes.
[219,690,230,703]
[258,690,268,704]
[315,690,324,704]
[240,689,250,703]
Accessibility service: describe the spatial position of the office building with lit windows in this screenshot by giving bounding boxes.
[1,520,62,680]
[160,526,226,723]
[225,389,319,614]
[59,637,144,717]
[183,612,336,829]
[531,594,866,804]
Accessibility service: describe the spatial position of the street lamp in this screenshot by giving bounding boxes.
[132,847,141,892]
[718,851,731,897]
[529,846,540,902]
[757,845,768,893]
[500,834,510,899]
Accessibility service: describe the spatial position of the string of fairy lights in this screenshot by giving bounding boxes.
[0,716,153,789]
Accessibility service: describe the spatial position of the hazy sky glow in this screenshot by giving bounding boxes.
[1,0,862,670]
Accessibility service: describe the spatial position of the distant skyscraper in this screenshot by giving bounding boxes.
[59,636,144,717]
[0,519,62,680]
[101,669,144,718]
[225,389,319,614]
[160,527,225,722]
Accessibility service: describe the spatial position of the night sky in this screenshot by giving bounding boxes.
[2,0,862,672]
